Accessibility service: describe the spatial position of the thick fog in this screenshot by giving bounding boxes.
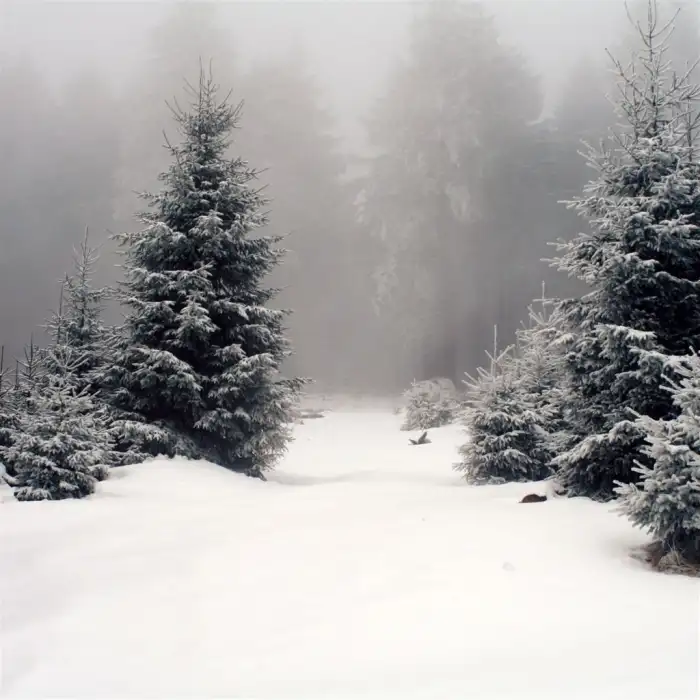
[0,0,695,393]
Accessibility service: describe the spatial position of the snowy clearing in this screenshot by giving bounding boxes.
[1,409,699,699]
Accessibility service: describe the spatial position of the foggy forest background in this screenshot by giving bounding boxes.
[2,0,698,394]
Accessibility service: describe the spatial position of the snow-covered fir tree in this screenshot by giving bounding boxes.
[514,287,571,463]
[455,330,554,485]
[1,345,111,501]
[47,229,112,396]
[0,346,19,480]
[0,338,48,481]
[551,1,700,501]
[44,239,141,469]
[617,351,700,564]
[401,378,459,431]
[16,336,45,393]
[105,69,303,477]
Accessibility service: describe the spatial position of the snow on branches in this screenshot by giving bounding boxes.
[401,378,459,431]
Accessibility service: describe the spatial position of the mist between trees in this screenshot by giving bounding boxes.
[1,0,697,394]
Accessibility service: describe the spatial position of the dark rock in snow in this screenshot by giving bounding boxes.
[520,493,547,503]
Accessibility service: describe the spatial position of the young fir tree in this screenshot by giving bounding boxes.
[1,345,111,501]
[515,286,571,464]
[47,229,111,396]
[551,1,700,501]
[11,335,47,412]
[617,352,700,564]
[105,70,303,477]
[18,336,45,390]
[0,337,48,480]
[455,329,553,485]
[401,378,459,431]
[0,346,19,480]
[45,238,138,468]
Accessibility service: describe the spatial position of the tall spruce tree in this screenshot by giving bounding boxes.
[552,0,700,501]
[106,70,302,477]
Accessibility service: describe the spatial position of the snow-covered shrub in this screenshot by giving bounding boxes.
[401,377,459,431]
[617,353,700,566]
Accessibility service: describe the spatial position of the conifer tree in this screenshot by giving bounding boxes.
[0,346,19,480]
[47,229,111,396]
[617,351,700,563]
[455,329,554,485]
[0,337,47,481]
[14,335,47,407]
[1,345,111,501]
[551,1,700,500]
[45,233,138,468]
[106,69,303,477]
[515,287,571,463]
[401,378,459,431]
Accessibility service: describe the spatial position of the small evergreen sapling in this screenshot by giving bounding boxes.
[401,377,459,431]
[15,335,46,402]
[515,287,570,468]
[0,345,19,480]
[1,346,112,501]
[0,339,47,483]
[47,228,112,397]
[42,250,135,470]
[455,331,553,485]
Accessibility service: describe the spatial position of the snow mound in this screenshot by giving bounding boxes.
[1,411,698,699]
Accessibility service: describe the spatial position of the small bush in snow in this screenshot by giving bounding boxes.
[401,378,459,431]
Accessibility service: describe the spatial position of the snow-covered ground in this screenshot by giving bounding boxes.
[1,409,699,699]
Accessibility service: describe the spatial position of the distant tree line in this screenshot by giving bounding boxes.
[3,1,696,394]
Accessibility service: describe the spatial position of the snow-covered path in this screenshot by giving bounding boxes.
[1,410,699,699]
